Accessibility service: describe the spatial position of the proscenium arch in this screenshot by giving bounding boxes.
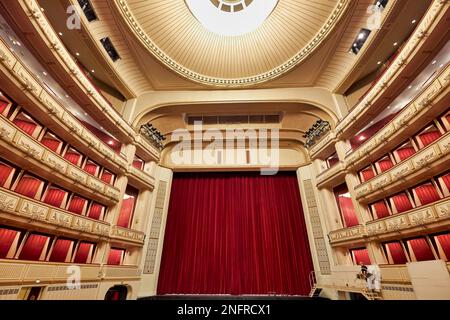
[129,87,341,129]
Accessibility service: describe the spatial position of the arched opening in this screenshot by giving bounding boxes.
[104,285,128,300]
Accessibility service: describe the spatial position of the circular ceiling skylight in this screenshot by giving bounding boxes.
[185,0,279,36]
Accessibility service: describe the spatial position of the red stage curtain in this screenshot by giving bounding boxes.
[42,187,67,208]
[334,184,359,227]
[132,159,144,170]
[395,147,416,161]
[372,201,390,219]
[14,175,43,198]
[73,243,94,264]
[157,172,314,296]
[386,242,407,264]
[107,248,124,265]
[101,171,114,185]
[0,162,14,187]
[83,161,99,176]
[351,248,371,265]
[19,234,49,261]
[49,239,73,262]
[88,203,104,220]
[360,167,375,182]
[408,238,435,262]
[435,234,450,260]
[391,193,413,213]
[41,138,62,153]
[12,118,37,136]
[414,183,441,206]
[0,228,19,258]
[67,196,87,215]
[418,131,442,148]
[377,158,394,173]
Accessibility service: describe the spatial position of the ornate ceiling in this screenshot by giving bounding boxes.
[114,0,349,87]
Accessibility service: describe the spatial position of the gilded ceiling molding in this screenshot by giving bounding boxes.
[113,0,349,88]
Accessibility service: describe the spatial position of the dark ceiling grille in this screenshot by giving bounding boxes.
[187,114,281,125]
[100,37,120,62]
[78,0,97,22]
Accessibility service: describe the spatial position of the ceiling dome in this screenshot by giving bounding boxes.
[114,0,349,87]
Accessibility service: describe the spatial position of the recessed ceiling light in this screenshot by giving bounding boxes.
[76,52,80,56]
[108,140,114,145]
[0,92,3,95]
[100,127,104,130]
[43,71,47,76]
[65,94,69,98]
[432,60,437,65]
[411,19,416,24]
[40,7,44,12]
[84,112,88,116]
[91,70,95,73]
[359,136,365,141]
[393,42,398,46]
[408,85,412,89]
[439,64,444,68]
[387,106,391,109]
[377,61,382,65]
[58,32,63,36]
[358,33,365,40]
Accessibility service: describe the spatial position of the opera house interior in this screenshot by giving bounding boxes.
[0,0,448,303]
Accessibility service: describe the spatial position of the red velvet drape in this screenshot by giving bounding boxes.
[0,162,14,187]
[442,174,450,190]
[334,184,359,227]
[372,200,390,219]
[360,167,375,182]
[391,193,413,213]
[107,248,124,265]
[435,234,450,260]
[67,196,87,215]
[12,118,38,136]
[408,238,435,262]
[101,171,114,185]
[414,183,441,205]
[49,239,73,262]
[418,131,441,148]
[19,234,49,261]
[0,228,18,258]
[386,242,407,264]
[395,147,416,161]
[0,99,9,114]
[157,172,314,296]
[73,243,94,264]
[41,138,62,153]
[377,158,394,173]
[88,203,104,220]
[352,248,371,265]
[117,187,138,228]
[14,175,43,198]
[64,150,82,166]
[132,159,144,170]
[42,187,67,208]
[83,162,99,176]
